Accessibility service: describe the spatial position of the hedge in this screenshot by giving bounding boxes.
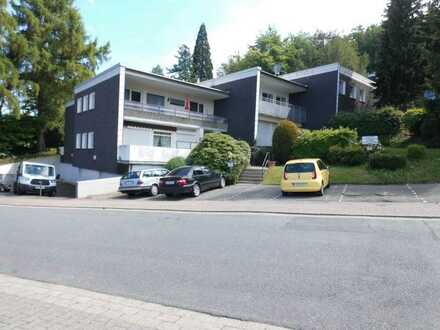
[272,120,301,165]
[187,133,250,184]
[293,127,358,160]
[402,108,427,136]
[368,152,407,170]
[165,156,186,171]
[327,145,368,166]
[407,144,427,160]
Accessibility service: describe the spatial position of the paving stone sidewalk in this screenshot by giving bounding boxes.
[0,274,287,330]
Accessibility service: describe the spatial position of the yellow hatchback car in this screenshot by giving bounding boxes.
[281,159,330,196]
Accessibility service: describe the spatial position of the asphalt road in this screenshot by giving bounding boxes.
[1,206,440,329]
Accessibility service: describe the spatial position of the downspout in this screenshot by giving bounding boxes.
[117,65,126,160]
[254,68,261,144]
[336,64,340,114]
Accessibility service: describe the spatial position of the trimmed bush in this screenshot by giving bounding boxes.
[187,133,250,184]
[327,145,368,166]
[165,156,186,171]
[272,120,301,165]
[368,152,407,170]
[421,112,440,147]
[329,107,403,145]
[402,108,427,136]
[293,127,358,160]
[407,144,427,160]
[251,147,271,166]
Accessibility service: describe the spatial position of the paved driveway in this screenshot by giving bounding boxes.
[90,183,440,204]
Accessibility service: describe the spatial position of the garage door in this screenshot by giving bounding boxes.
[256,121,276,147]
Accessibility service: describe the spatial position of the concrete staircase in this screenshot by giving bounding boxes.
[239,167,266,184]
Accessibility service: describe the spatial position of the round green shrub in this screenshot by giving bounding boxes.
[293,127,358,161]
[165,156,187,171]
[328,145,367,166]
[368,152,407,170]
[272,120,301,165]
[402,108,427,136]
[407,144,427,160]
[187,133,250,184]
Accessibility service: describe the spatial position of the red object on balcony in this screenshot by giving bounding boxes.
[184,97,190,111]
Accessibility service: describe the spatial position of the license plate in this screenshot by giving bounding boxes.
[293,182,307,187]
[165,181,175,185]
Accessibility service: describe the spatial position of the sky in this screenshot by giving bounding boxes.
[75,0,389,75]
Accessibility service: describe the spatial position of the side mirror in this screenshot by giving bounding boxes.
[56,174,61,180]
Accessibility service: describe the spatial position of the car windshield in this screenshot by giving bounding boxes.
[24,164,54,177]
[285,163,316,173]
[168,167,192,177]
[122,171,141,180]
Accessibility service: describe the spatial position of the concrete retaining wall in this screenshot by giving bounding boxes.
[76,176,121,199]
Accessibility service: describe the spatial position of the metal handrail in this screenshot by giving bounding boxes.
[261,151,270,177]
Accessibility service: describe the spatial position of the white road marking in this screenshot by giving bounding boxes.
[406,184,428,203]
[272,193,282,200]
[339,184,348,203]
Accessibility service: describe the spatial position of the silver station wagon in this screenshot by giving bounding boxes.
[119,168,169,197]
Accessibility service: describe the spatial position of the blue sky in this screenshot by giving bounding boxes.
[75,0,388,75]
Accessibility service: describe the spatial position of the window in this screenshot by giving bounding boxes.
[198,103,204,113]
[170,98,185,107]
[284,163,316,173]
[359,89,366,103]
[350,86,357,99]
[131,90,141,103]
[339,80,347,95]
[153,131,171,147]
[262,92,274,102]
[89,92,95,110]
[81,132,87,149]
[77,97,82,113]
[190,101,198,112]
[83,94,89,111]
[317,160,327,170]
[124,89,130,101]
[147,93,165,106]
[76,133,81,149]
[276,96,287,105]
[87,132,94,149]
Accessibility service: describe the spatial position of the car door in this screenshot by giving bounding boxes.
[193,168,209,191]
[317,160,329,186]
[202,167,218,188]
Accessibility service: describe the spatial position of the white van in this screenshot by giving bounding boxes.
[13,161,57,196]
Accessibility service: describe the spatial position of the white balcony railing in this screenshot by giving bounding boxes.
[118,145,192,164]
[259,97,307,123]
[125,101,227,126]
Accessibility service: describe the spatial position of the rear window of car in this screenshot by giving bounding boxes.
[285,163,316,173]
[168,167,192,177]
[122,171,141,179]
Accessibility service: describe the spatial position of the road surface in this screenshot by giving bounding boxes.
[1,205,440,328]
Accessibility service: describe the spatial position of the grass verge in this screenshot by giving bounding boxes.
[0,149,58,165]
[263,148,440,185]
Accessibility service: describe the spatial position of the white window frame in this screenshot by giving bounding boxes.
[339,80,347,95]
[76,133,81,149]
[350,85,357,99]
[89,92,95,110]
[83,94,89,112]
[128,89,142,103]
[77,97,82,113]
[359,89,366,103]
[81,132,87,149]
[87,132,94,149]
[153,131,172,148]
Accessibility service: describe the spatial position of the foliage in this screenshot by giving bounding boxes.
[350,25,383,74]
[219,27,369,76]
[192,24,213,82]
[375,0,425,109]
[402,108,427,136]
[327,145,368,166]
[0,115,39,156]
[423,0,440,95]
[187,133,250,184]
[328,107,403,144]
[368,152,407,170]
[165,157,187,171]
[251,147,272,166]
[407,144,427,160]
[9,0,110,150]
[293,127,358,160]
[151,65,164,75]
[272,120,301,165]
[420,110,440,146]
[168,44,193,82]
[264,147,440,184]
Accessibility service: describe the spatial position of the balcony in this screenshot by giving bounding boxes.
[118,145,192,164]
[124,101,228,131]
[259,97,307,124]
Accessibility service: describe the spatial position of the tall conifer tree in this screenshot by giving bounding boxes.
[168,44,193,82]
[192,24,213,82]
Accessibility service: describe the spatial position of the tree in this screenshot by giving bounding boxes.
[323,37,368,74]
[375,0,425,109]
[350,25,383,74]
[423,0,440,95]
[272,120,301,165]
[151,64,164,76]
[168,44,193,81]
[192,23,213,82]
[11,0,110,151]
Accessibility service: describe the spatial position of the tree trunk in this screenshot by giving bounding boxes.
[37,91,47,152]
[38,127,46,152]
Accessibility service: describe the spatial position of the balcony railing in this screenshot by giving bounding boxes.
[124,101,228,130]
[259,97,307,124]
[118,144,192,164]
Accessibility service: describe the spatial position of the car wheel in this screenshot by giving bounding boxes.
[218,177,226,189]
[14,184,22,195]
[192,184,201,197]
[150,184,159,196]
[318,183,325,196]
[282,191,289,197]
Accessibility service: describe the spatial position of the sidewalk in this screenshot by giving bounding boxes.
[0,274,286,330]
[0,194,439,219]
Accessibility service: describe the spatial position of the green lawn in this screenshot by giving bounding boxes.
[263,148,440,185]
[0,149,58,165]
